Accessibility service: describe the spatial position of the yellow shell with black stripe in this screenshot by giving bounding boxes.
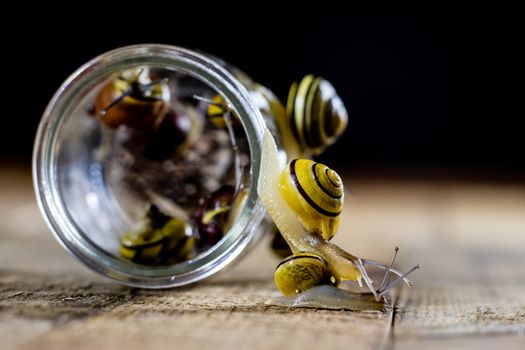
[286,75,348,156]
[274,252,330,295]
[279,159,344,240]
[206,94,229,128]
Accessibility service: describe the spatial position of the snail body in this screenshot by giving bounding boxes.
[267,285,387,311]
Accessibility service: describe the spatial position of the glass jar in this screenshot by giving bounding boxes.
[33,44,289,288]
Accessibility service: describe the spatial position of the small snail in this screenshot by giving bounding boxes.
[120,205,194,265]
[205,94,236,129]
[96,68,201,161]
[285,75,348,156]
[193,185,235,250]
[274,253,331,296]
[94,68,171,129]
[258,130,420,303]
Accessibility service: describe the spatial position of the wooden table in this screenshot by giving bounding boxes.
[1,166,524,349]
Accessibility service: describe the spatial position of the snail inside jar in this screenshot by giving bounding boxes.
[65,65,255,267]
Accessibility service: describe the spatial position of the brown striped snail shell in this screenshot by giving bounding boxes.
[279,159,344,241]
[274,253,332,296]
[94,68,171,129]
[286,75,348,156]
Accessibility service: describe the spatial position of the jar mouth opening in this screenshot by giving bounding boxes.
[33,44,267,287]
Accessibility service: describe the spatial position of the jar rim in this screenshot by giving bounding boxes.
[33,44,267,288]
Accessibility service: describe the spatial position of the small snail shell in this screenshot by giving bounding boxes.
[279,159,344,240]
[206,95,230,128]
[193,185,235,249]
[120,218,192,264]
[286,75,348,156]
[274,253,331,296]
[120,205,193,265]
[94,68,171,129]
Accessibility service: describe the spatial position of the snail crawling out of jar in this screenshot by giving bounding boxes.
[258,130,420,309]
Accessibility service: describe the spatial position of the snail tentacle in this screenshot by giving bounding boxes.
[378,264,421,296]
[361,259,413,286]
[379,247,399,292]
[353,258,379,300]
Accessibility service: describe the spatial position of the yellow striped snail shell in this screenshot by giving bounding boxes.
[274,253,331,296]
[279,159,344,241]
[286,75,348,156]
[120,206,193,265]
[206,94,230,128]
[205,94,241,129]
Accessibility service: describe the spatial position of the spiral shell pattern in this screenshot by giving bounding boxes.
[279,159,343,240]
[274,253,330,295]
[286,75,348,155]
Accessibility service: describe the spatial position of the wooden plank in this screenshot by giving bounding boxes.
[2,167,525,349]
[0,236,392,350]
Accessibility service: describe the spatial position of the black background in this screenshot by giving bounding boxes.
[4,3,523,176]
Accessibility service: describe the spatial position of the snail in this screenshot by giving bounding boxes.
[193,186,249,250]
[94,68,171,129]
[120,205,194,265]
[269,157,342,260]
[204,94,240,129]
[193,94,243,189]
[285,75,348,156]
[258,129,420,305]
[274,253,331,296]
[193,185,235,250]
[95,68,201,161]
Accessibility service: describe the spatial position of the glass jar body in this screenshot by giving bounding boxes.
[33,45,286,288]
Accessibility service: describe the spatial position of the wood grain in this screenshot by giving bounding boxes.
[1,166,524,349]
